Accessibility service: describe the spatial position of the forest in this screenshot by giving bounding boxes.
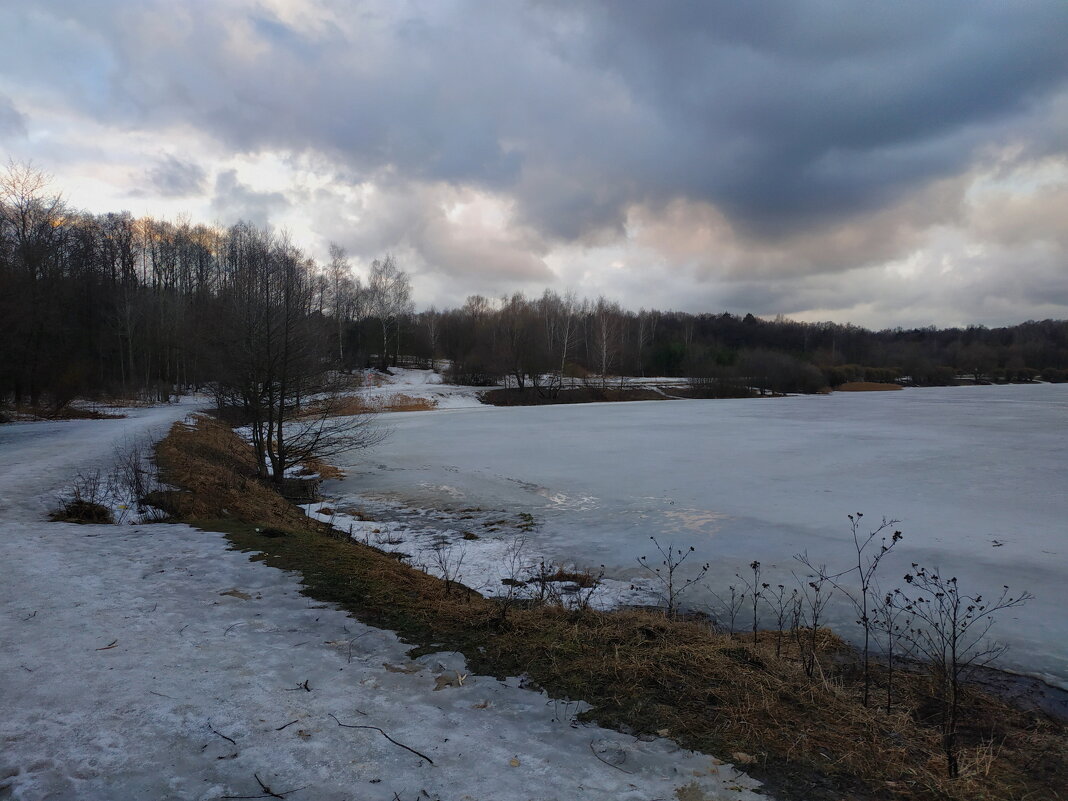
[3,161,1068,414]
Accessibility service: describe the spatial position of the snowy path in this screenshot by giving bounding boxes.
[0,408,768,800]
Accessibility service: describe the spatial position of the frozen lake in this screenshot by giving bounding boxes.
[329,384,1068,688]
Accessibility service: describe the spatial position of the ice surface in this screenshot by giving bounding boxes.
[0,400,769,799]
[327,384,1068,688]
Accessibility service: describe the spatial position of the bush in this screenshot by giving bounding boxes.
[51,498,114,524]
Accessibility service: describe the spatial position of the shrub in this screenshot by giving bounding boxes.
[52,498,114,524]
[50,469,114,523]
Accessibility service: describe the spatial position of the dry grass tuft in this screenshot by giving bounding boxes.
[534,565,601,588]
[301,456,345,481]
[155,417,1066,801]
[49,499,114,524]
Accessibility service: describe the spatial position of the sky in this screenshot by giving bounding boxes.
[1,0,1067,329]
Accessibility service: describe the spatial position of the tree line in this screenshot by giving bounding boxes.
[3,162,1068,413]
[0,163,412,414]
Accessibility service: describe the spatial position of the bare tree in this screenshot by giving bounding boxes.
[637,537,709,618]
[367,254,413,370]
[431,540,468,597]
[870,584,912,714]
[708,584,746,637]
[591,296,620,388]
[798,513,903,707]
[213,224,384,483]
[735,560,763,643]
[764,583,799,658]
[899,565,1032,778]
[327,242,354,366]
[792,563,835,678]
[0,161,66,406]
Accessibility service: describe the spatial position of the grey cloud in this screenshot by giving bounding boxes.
[144,155,207,197]
[305,179,553,291]
[17,1,1065,242]
[697,240,1068,330]
[209,170,289,227]
[4,1,1068,328]
[0,94,26,138]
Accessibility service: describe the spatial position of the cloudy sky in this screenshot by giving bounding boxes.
[2,1,1067,328]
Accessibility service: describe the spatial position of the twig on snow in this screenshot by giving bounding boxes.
[95,639,118,650]
[589,741,633,774]
[220,772,305,799]
[329,714,435,765]
[209,722,237,745]
[22,610,37,621]
[275,719,299,731]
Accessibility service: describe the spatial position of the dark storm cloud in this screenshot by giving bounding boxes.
[11,0,1065,244]
[565,1,1068,231]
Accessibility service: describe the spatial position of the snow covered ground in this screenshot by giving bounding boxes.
[325,382,1068,690]
[0,402,769,799]
[359,367,486,410]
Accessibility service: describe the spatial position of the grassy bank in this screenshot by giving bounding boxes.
[154,414,1065,801]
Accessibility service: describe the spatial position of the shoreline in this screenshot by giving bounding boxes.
[146,410,1068,800]
[308,484,1068,720]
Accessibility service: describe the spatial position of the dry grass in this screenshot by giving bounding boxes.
[8,403,126,420]
[379,393,437,412]
[300,456,345,481]
[153,415,310,525]
[835,382,904,392]
[155,417,1066,801]
[534,565,601,588]
[298,393,437,418]
[49,499,114,523]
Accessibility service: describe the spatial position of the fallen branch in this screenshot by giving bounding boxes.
[328,714,434,765]
[95,639,118,650]
[275,719,299,731]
